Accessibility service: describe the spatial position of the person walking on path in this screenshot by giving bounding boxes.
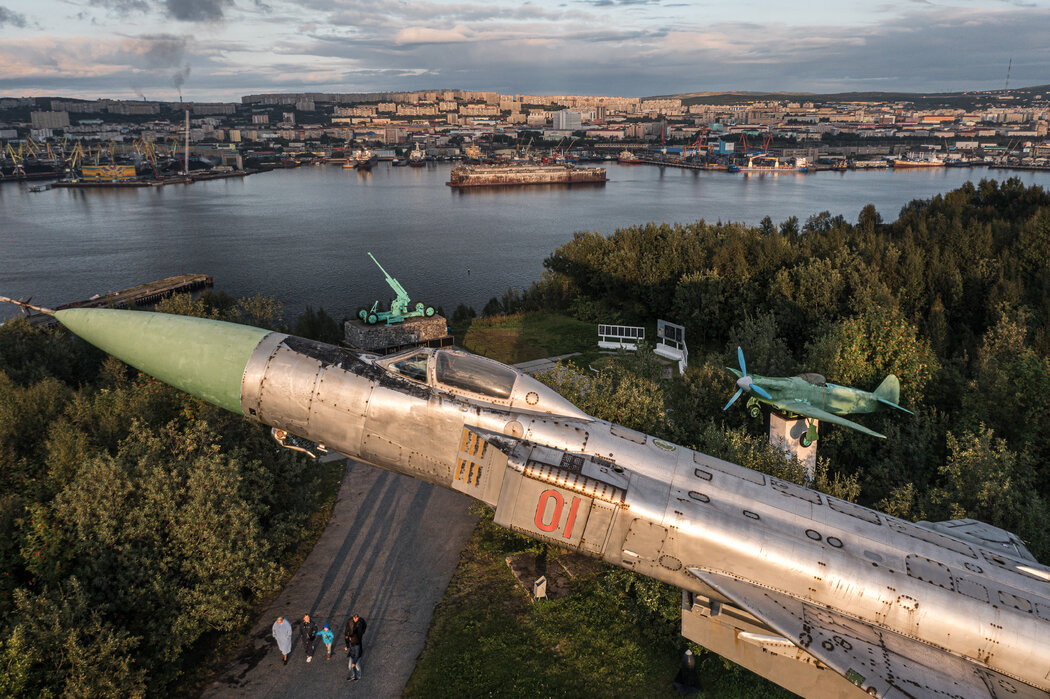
[344,613,367,681]
[271,616,293,665]
[319,623,334,660]
[300,614,318,663]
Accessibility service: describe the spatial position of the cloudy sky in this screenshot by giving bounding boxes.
[0,0,1047,102]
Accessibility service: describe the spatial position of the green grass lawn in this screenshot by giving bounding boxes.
[405,507,796,698]
[457,312,594,365]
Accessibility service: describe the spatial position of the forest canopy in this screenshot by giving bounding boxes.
[0,295,343,697]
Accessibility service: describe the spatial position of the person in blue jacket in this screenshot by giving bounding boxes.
[319,622,335,660]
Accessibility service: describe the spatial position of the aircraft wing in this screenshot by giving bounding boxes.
[689,568,1048,699]
[768,398,886,439]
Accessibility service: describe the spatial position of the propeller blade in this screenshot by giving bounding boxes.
[737,346,746,376]
[723,389,743,411]
[751,384,772,400]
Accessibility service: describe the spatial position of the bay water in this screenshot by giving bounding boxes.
[3,162,1049,322]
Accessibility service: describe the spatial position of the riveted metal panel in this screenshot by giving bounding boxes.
[622,519,668,566]
[580,501,616,555]
[362,432,402,466]
[241,332,287,418]
[304,364,373,456]
[495,473,593,548]
[257,345,322,432]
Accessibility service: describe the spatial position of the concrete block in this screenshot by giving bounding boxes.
[344,314,449,352]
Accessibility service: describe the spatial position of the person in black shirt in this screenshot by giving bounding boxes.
[344,613,367,681]
[300,614,318,663]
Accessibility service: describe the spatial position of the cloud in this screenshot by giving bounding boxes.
[84,0,232,21]
[3,1,1050,100]
[0,4,27,26]
[163,0,233,21]
[87,0,151,15]
[583,0,659,6]
[394,25,472,44]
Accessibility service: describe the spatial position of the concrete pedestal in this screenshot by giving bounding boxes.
[769,412,817,482]
[344,314,450,353]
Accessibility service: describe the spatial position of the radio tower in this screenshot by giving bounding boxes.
[1005,58,1012,90]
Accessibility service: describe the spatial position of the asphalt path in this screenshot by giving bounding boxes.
[201,458,477,698]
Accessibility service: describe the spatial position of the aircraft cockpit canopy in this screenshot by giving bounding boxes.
[435,351,516,399]
[379,347,591,419]
[797,373,827,387]
[390,352,428,382]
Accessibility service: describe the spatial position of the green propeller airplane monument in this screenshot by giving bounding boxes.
[723,347,912,442]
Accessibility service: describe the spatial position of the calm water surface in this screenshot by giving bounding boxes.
[3,163,1050,322]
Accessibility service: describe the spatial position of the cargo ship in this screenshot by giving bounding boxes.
[446,164,607,188]
[729,155,808,174]
[408,144,426,167]
[354,148,377,171]
[891,155,945,168]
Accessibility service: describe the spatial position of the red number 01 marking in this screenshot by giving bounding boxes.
[534,489,582,539]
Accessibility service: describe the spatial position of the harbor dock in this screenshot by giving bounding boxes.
[10,274,214,327]
[55,274,214,310]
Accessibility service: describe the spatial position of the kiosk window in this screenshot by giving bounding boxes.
[436,351,516,399]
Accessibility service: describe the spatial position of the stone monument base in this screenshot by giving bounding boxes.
[343,314,450,353]
[769,412,818,482]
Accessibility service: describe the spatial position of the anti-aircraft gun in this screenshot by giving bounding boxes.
[357,252,435,325]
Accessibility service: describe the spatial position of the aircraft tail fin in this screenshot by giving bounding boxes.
[874,375,913,414]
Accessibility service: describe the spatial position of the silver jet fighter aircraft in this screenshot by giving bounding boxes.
[21,305,1050,699]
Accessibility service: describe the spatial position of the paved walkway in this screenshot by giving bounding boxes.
[201,459,477,698]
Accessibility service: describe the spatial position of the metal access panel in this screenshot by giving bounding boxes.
[494,470,593,549]
[450,427,510,506]
[257,345,322,432]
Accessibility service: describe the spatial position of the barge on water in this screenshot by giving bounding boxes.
[447,163,607,188]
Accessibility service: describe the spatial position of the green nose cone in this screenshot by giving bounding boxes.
[54,308,271,415]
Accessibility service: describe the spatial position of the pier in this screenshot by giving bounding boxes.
[8,274,214,327]
[55,274,214,310]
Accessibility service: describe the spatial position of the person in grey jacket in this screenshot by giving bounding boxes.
[272,616,293,665]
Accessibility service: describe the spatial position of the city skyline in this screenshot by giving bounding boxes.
[0,0,1048,102]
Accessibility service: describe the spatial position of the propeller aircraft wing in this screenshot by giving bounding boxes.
[767,399,887,439]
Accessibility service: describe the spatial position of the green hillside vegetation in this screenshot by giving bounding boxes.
[0,294,344,697]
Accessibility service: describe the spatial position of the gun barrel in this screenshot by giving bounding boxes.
[366,252,393,281]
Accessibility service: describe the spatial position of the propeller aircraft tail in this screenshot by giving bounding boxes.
[873,374,913,414]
